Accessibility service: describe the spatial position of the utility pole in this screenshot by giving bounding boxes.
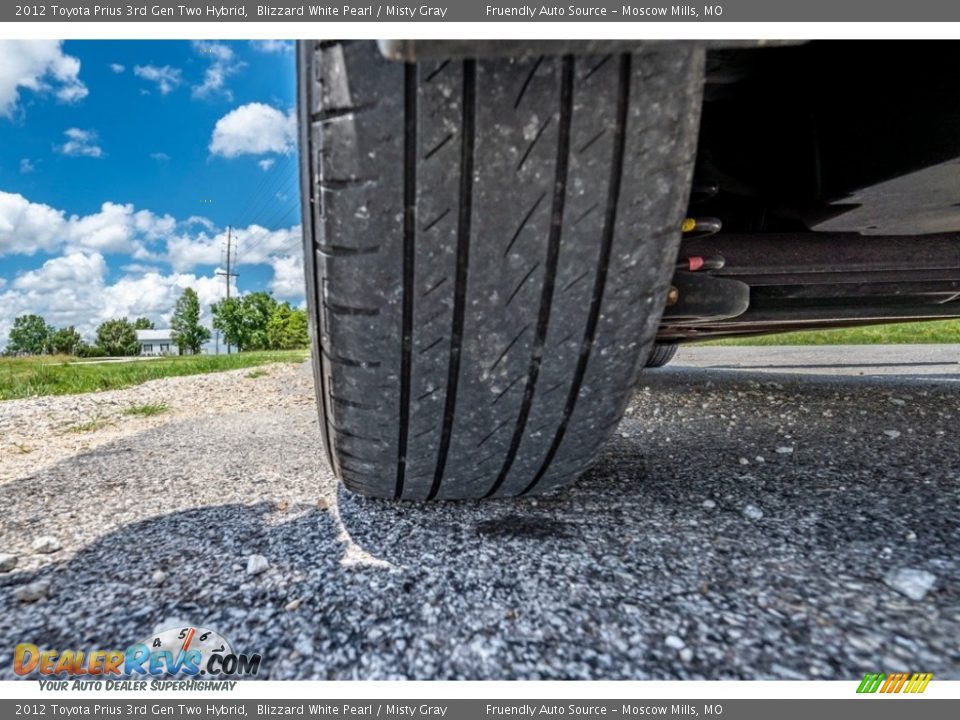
[216,225,239,354]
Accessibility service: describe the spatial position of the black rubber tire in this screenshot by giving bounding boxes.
[645,343,679,368]
[298,41,704,499]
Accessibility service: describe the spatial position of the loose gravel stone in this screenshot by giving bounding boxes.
[884,568,937,601]
[664,635,686,650]
[14,580,50,603]
[0,554,17,572]
[152,570,167,586]
[775,446,794,455]
[31,537,61,554]
[701,499,716,509]
[884,430,902,439]
[743,505,764,520]
[247,555,270,576]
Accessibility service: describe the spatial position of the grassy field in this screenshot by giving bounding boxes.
[704,318,960,346]
[0,350,308,401]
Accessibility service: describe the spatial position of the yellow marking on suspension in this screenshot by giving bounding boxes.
[681,217,697,233]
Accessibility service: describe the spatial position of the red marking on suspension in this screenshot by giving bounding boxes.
[687,256,704,271]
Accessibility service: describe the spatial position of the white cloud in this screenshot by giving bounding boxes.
[109,63,125,74]
[192,41,245,101]
[209,103,295,158]
[269,254,304,298]
[0,192,68,255]
[250,40,293,54]
[13,252,108,292]
[0,40,88,118]
[133,64,182,95]
[19,158,34,174]
[185,215,215,231]
[57,128,103,158]
[258,158,275,172]
[0,192,176,257]
[166,223,300,273]
[150,152,170,162]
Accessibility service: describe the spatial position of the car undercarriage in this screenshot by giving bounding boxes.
[661,41,960,342]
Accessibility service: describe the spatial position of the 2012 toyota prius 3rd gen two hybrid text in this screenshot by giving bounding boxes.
[296,40,960,500]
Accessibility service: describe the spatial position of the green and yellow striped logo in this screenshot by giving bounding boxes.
[857,672,933,694]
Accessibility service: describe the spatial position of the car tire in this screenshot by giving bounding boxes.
[645,343,679,368]
[297,40,704,499]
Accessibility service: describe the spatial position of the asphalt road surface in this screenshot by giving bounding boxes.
[1,345,958,680]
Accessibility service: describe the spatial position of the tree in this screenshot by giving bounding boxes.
[266,303,309,350]
[133,317,155,330]
[211,297,248,352]
[212,292,279,352]
[243,292,279,350]
[95,318,140,356]
[170,287,210,355]
[47,326,85,356]
[5,314,52,355]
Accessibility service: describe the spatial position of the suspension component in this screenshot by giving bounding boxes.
[676,255,726,272]
[681,216,723,239]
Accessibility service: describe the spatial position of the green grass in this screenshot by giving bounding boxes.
[703,318,960,346]
[0,350,308,401]
[122,402,169,417]
[245,369,269,379]
[66,418,111,434]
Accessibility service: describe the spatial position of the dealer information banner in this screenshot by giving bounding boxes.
[6,0,960,22]
[2,700,959,719]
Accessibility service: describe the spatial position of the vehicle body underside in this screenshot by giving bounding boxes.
[383,40,960,343]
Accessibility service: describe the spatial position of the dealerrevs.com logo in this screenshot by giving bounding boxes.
[14,625,261,680]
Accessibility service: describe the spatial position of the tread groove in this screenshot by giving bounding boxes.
[419,336,445,355]
[492,374,525,405]
[521,54,632,496]
[425,59,450,82]
[323,301,380,316]
[422,208,451,232]
[316,244,380,257]
[577,129,606,154]
[417,385,442,401]
[485,55,575,498]
[310,104,376,123]
[505,262,541,306]
[320,345,382,369]
[503,192,547,257]
[583,55,612,80]
[330,394,377,410]
[394,63,418,500]
[571,203,599,227]
[424,133,454,160]
[514,56,545,108]
[516,116,553,171]
[563,270,591,292]
[476,417,512,449]
[427,59,476,501]
[490,325,530,372]
[421,277,448,297]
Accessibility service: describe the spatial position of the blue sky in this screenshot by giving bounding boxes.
[0,39,302,346]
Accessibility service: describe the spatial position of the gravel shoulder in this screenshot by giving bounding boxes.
[0,363,309,485]
[0,353,957,680]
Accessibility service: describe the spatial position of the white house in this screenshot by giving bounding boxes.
[137,329,178,356]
